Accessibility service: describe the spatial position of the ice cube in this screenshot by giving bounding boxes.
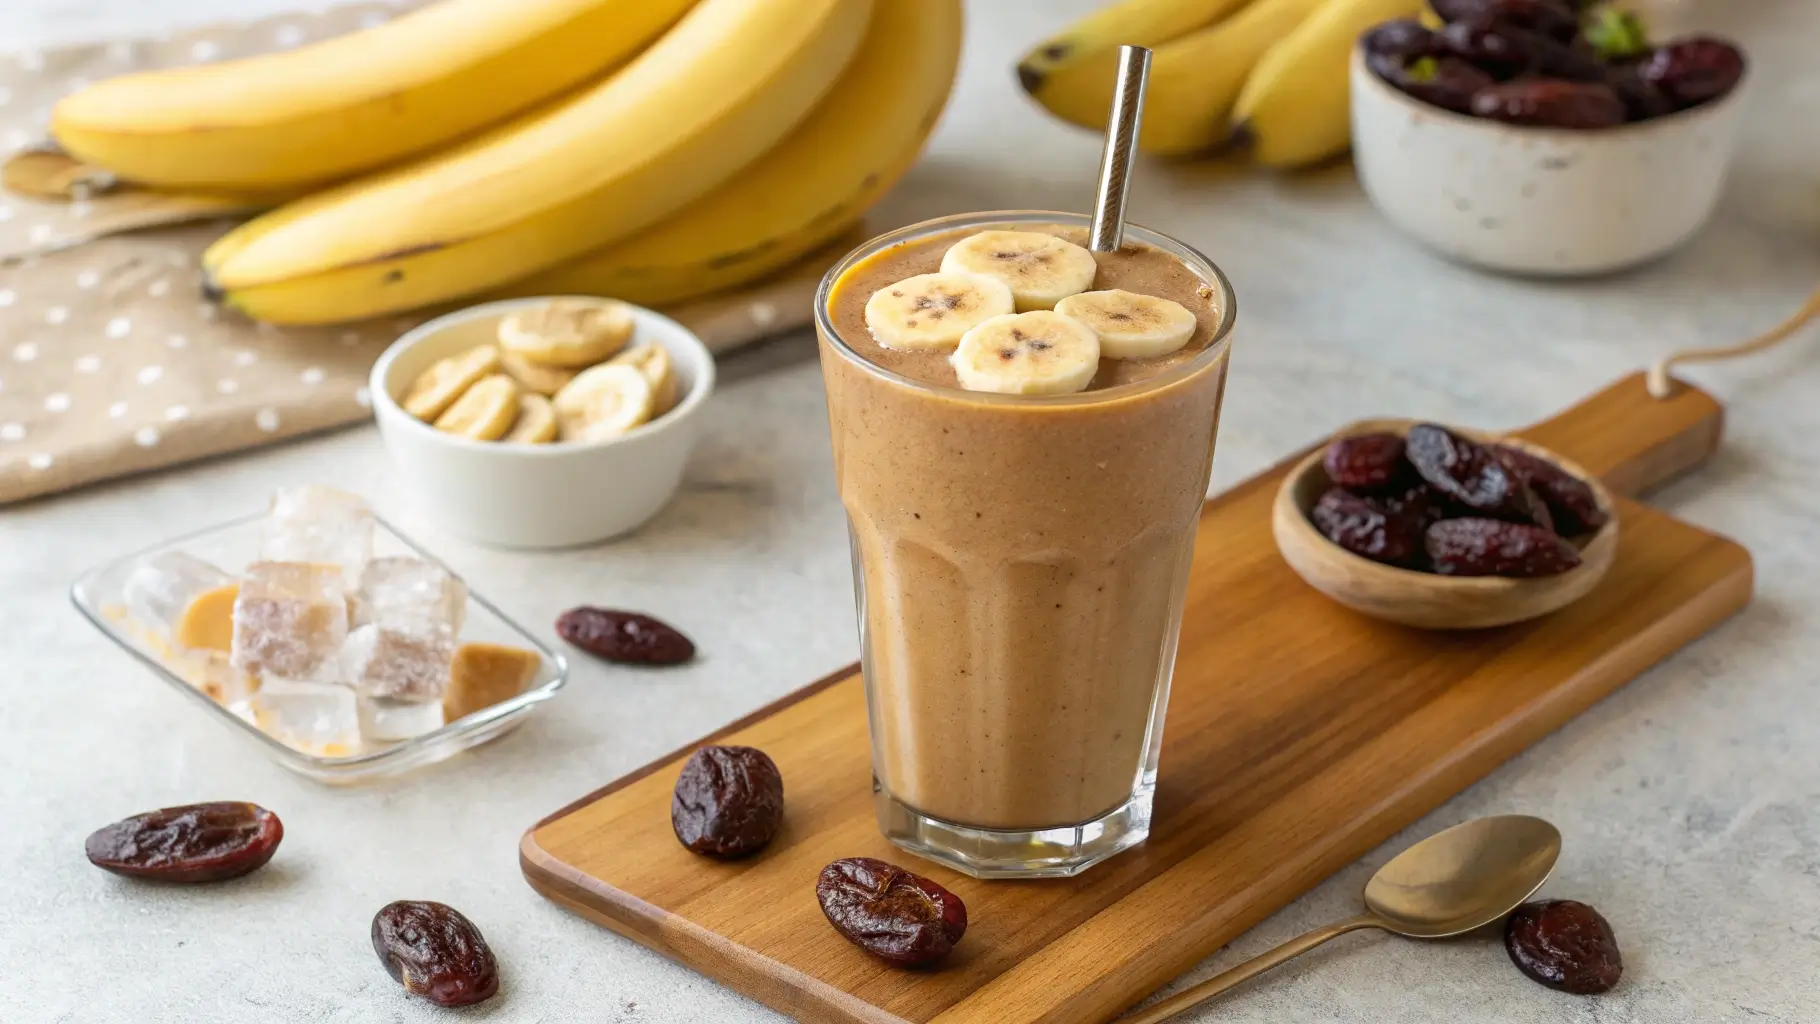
[231,561,349,681]
[352,556,467,634]
[342,622,454,702]
[252,677,360,755]
[123,551,233,640]
[357,696,446,742]
[259,485,374,587]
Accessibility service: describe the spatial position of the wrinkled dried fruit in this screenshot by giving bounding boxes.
[1605,60,1673,121]
[1392,56,1499,113]
[1363,19,1439,61]
[372,901,500,1008]
[1427,518,1581,577]
[1323,432,1408,491]
[1405,424,1552,529]
[817,857,967,967]
[672,745,785,858]
[1493,444,1608,535]
[1432,0,1579,41]
[1505,900,1623,994]
[556,607,694,665]
[1640,37,1746,108]
[1469,79,1627,128]
[1311,488,1425,567]
[85,802,282,883]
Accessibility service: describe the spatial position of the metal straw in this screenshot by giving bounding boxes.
[1089,45,1152,253]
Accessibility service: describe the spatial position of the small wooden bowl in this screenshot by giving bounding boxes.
[1272,419,1620,630]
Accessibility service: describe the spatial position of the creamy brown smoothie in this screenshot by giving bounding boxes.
[817,213,1232,876]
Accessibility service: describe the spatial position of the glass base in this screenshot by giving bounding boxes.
[875,782,1154,879]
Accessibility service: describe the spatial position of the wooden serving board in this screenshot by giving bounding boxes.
[521,372,1752,1024]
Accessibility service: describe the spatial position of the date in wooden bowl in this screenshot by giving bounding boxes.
[1272,419,1619,630]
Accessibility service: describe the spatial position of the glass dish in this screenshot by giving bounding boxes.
[71,512,568,784]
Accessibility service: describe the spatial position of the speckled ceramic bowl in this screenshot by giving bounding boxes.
[1350,48,1748,276]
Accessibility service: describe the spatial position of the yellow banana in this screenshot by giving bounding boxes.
[506,0,962,308]
[204,0,876,326]
[1234,0,1424,168]
[51,0,696,191]
[1018,0,1257,130]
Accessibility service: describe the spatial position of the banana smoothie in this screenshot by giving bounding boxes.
[817,212,1234,877]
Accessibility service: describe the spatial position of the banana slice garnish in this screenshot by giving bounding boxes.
[949,310,1100,396]
[497,347,578,396]
[1054,289,1198,360]
[864,271,1015,352]
[939,230,1098,311]
[433,373,521,441]
[502,393,559,444]
[498,298,635,368]
[553,363,655,442]
[606,341,679,415]
[402,345,500,422]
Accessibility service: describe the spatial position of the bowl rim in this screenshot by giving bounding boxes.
[1275,417,1619,595]
[369,295,717,458]
[1349,44,1751,142]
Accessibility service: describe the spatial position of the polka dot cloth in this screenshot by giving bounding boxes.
[0,4,429,505]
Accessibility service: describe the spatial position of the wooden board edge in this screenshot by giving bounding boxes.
[529,661,861,832]
[520,830,910,1024]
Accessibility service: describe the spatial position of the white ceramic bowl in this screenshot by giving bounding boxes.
[371,297,715,549]
[1350,48,1748,276]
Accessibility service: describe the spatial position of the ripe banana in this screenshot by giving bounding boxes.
[1033,0,1329,155]
[204,0,876,326]
[940,230,1099,310]
[52,0,696,191]
[1018,0,1257,130]
[1233,0,1426,168]
[506,0,961,308]
[950,311,1101,395]
[863,272,1015,351]
[1055,289,1197,358]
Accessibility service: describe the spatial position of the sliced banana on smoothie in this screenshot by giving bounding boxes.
[553,363,655,442]
[940,230,1098,311]
[950,310,1101,396]
[433,373,521,441]
[864,272,1015,352]
[402,345,500,422]
[1054,289,1198,360]
[502,393,559,444]
[606,341,678,415]
[498,298,634,368]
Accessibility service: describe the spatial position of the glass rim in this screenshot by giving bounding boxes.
[814,210,1238,406]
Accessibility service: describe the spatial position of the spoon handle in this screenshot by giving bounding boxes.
[1119,914,1382,1024]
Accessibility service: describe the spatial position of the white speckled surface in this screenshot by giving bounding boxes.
[3,1,1817,1021]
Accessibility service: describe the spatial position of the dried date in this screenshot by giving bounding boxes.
[372,900,500,1007]
[1404,424,1552,528]
[671,745,785,858]
[1469,79,1627,128]
[1323,432,1408,491]
[1505,900,1623,994]
[556,607,694,665]
[1640,37,1746,109]
[1427,518,1581,577]
[1388,56,1498,114]
[1493,444,1608,535]
[817,857,967,967]
[1431,0,1579,41]
[1311,488,1425,567]
[84,801,282,883]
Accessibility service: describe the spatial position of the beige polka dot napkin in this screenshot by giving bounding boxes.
[0,2,829,506]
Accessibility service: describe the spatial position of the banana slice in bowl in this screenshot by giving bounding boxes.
[498,297,635,368]
[553,364,655,442]
[950,310,1101,396]
[940,229,1098,311]
[1055,289,1197,359]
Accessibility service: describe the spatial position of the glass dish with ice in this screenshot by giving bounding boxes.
[71,486,567,783]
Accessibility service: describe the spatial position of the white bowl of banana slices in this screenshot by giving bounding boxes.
[371,296,715,549]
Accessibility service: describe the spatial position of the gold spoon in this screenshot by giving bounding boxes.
[1123,815,1562,1024]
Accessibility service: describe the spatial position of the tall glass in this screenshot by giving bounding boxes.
[815,211,1236,878]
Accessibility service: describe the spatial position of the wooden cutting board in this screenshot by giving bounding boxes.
[521,372,1751,1024]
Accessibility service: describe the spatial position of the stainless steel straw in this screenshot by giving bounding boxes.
[1089,45,1153,253]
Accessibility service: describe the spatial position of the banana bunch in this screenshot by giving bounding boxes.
[50,0,962,325]
[1018,0,1423,167]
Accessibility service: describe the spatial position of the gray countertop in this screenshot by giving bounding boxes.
[4,1,1817,1021]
